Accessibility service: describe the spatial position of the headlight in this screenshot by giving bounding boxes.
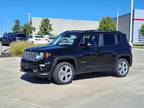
[35,52,44,60]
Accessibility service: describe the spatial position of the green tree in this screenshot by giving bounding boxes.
[12,19,21,33]
[98,17,116,31]
[21,23,35,35]
[38,18,53,36]
[140,24,144,36]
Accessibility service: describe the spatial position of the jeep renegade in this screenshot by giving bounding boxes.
[21,30,132,84]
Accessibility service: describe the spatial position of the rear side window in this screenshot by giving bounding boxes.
[103,34,115,46]
[81,33,99,47]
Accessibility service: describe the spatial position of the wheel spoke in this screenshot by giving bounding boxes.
[118,60,128,75]
[58,65,73,83]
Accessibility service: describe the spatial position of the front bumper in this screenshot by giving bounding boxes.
[21,59,52,78]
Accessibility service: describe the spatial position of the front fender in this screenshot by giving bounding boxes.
[48,56,78,79]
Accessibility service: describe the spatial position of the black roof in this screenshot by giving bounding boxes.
[64,30,124,34]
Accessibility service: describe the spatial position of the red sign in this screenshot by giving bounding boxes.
[134,18,144,21]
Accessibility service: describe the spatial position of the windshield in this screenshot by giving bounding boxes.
[51,32,78,46]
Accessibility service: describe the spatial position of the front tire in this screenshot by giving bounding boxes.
[114,58,129,77]
[52,62,74,85]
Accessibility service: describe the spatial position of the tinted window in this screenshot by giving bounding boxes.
[17,34,26,37]
[81,33,99,47]
[103,34,115,46]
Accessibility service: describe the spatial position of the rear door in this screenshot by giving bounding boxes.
[98,33,117,71]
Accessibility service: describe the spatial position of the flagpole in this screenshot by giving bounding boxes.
[129,0,133,45]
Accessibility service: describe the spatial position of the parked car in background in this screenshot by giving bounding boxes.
[1,33,27,46]
[0,36,2,41]
[21,30,132,85]
[27,35,49,44]
[43,35,57,44]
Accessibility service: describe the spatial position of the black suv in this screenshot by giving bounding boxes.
[1,33,27,46]
[21,30,132,84]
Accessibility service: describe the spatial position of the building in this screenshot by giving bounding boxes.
[114,9,144,44]
[31,9,144,44]
[31,17,99,36]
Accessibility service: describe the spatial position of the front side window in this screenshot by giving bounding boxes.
[103,34,115,46]
[51,32,78,46]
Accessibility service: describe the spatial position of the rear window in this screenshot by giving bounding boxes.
[103,34,115,46]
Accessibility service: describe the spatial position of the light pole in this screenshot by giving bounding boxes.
[28,12,31,24]
[0,24,2,55]
[116,8,119,31]
[129,0,134,45]
[0,24,3,36]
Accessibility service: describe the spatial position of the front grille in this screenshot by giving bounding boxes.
[23,51,36,61]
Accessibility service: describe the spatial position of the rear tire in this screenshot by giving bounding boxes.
[114,58,129,77]
[52,62,74,85]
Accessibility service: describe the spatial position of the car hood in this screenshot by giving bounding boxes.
[25,45,68,52]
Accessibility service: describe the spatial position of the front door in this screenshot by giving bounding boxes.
[78,32,102,73]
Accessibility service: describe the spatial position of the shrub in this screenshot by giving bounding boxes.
[10,41,35,56]
[133,44,144,49]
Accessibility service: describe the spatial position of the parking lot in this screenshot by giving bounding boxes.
[0,49,144,108]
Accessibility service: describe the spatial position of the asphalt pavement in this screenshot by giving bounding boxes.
[0,49,144,108]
